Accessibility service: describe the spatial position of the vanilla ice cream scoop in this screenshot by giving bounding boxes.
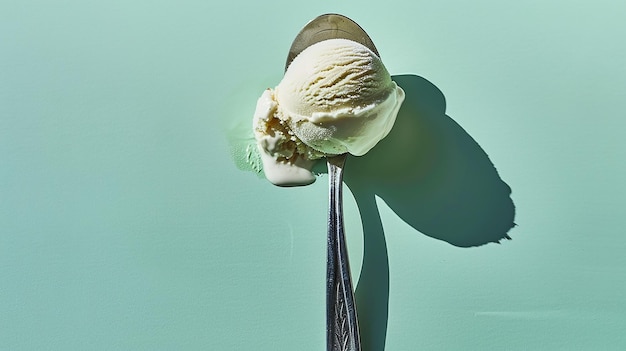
[253,38,405,186]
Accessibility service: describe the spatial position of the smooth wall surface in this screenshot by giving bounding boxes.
[2,1,626,350]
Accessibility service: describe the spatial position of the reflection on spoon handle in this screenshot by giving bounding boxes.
[327,154,361,351]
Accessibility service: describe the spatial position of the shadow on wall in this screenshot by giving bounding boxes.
[347,74,516,247]
[344,74,516,351]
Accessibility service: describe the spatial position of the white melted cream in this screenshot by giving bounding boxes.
[253,89,318,186]
[257,145,316,186]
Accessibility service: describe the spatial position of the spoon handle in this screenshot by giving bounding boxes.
[327,154,361,351]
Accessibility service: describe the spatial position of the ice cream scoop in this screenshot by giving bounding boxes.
[253,30,404,186]
[277,38,404,157]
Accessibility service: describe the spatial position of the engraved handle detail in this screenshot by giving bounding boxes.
[327,154,361,351]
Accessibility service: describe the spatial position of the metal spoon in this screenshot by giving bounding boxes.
[325,152,358,351]
[285,13,381,351]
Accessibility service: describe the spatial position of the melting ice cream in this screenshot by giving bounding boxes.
[253,38,405,186]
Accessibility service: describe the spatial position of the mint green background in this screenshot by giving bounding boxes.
[2,1,626,350]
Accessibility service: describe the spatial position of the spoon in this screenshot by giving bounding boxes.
[285,13,381,351]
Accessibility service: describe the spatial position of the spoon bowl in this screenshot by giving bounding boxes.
[286,13,379,71]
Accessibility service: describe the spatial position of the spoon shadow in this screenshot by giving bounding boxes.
[350,190,389,351]
[342,74,516,350]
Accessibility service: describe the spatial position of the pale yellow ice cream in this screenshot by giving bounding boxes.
[253,38,405,186]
